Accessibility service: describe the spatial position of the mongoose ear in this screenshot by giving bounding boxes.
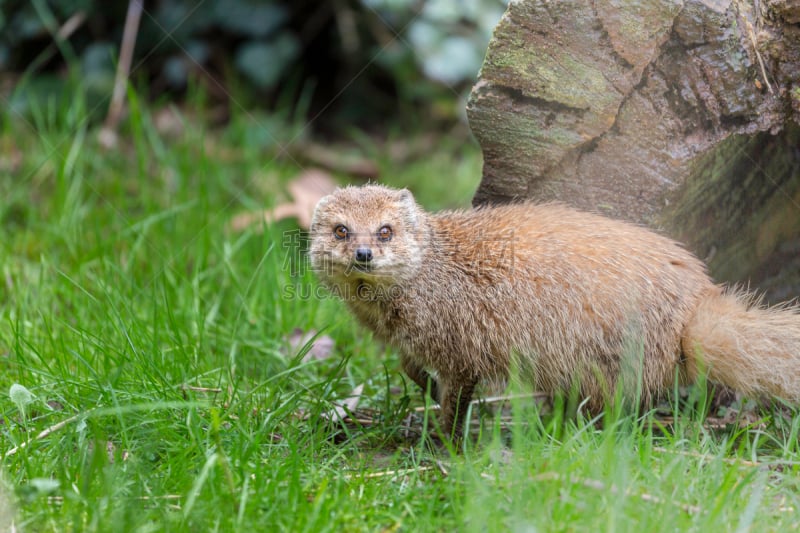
[396,188,416,206]
[396,188,420,229]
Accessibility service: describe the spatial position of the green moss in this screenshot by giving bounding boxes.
[486,45,618,112]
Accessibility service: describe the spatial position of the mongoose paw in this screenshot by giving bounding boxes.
[428,379,441,404]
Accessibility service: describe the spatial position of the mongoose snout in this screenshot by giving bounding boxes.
[354,247,373,263]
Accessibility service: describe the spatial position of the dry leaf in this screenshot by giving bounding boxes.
[287,169,337,228]
[287,328,335,362]
[322,384,365,423]
[228,168,337,232]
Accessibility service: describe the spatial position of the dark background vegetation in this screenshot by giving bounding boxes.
[1,0,507,134]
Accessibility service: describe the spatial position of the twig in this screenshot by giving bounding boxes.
[182,386,223,394]
[99,0,144,148]
[22,11,86,79]
[48,494,182,505]
[4,410,92,459]
[413,391,548,412]
[56,12,87,40]
[479,392,551,405]
[746,19,773,94]
[754,0,762,31]
[343,466,434,480]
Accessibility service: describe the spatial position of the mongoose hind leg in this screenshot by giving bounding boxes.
[402,357,440,403]
[438,376,479,440]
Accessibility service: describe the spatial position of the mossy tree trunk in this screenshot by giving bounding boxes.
[467,0,800,302]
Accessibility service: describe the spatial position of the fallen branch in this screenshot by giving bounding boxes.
[4,410,93,459]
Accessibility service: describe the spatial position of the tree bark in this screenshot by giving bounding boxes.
[467,0,800,302]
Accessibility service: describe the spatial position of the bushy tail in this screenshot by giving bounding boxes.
[682,288,800,402]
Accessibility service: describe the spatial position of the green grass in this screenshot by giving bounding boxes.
[1,88,799,532]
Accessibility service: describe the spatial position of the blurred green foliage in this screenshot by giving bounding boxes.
[0,0,507,131]
[365,0,506,85]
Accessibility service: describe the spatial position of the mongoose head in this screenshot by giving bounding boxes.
[309,185,426,290]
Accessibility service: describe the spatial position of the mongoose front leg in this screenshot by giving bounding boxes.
[401,357,440,403]
[438,377,478,440]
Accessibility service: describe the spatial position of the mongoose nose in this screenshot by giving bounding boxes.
[355,247,373,263]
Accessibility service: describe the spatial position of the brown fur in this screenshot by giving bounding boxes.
[309,185,800,438]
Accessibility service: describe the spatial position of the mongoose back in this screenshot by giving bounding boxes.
[309,184,800,438]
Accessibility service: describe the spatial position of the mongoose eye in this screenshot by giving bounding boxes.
[377,225,393,242]
[333,225,349,240]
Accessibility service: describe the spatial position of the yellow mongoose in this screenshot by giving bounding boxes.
[309,184,800,438]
